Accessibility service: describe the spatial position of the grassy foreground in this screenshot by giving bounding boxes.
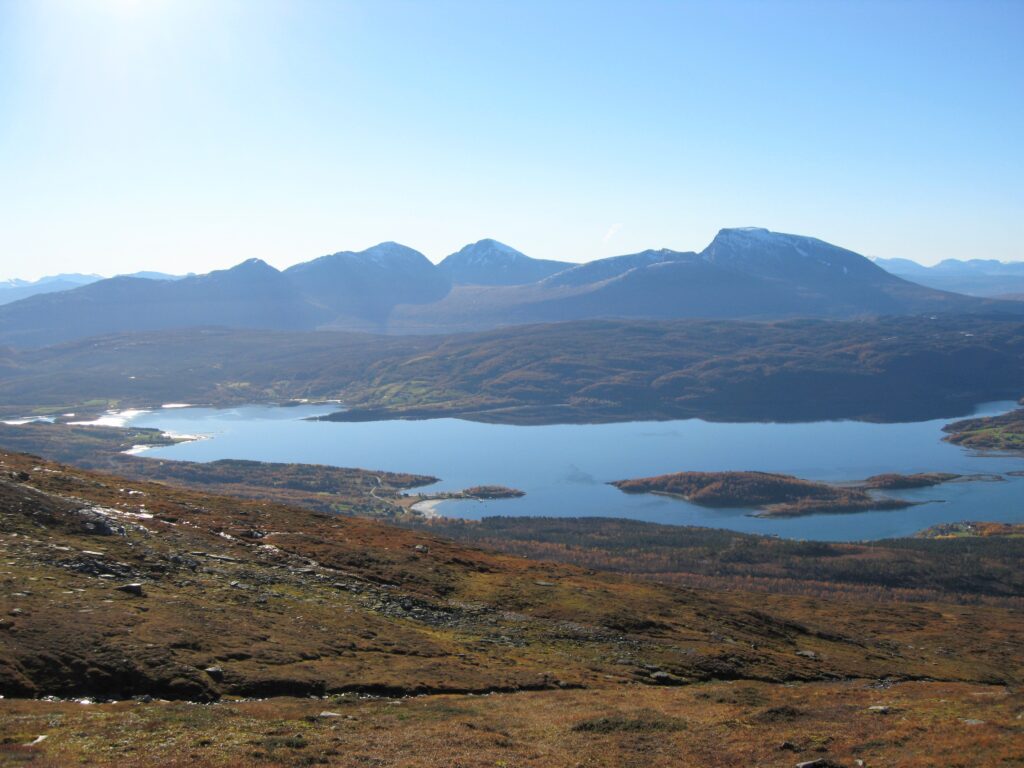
[0,449,1022,766]
[1,680,1021,767]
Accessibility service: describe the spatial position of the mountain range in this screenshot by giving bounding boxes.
[874,256,1024,297]
[0,273,101,305]
[1,228,1018,347]
[0,270,181,306]
[438,238,570,285]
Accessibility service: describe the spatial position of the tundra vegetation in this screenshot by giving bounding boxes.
[0,450,1021,767]
[1,317,1023,765]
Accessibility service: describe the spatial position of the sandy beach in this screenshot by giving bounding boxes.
[410,498,446,518]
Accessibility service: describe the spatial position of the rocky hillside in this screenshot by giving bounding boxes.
[1,450,1021,704]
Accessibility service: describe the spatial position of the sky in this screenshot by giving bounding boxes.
[1,0,1022,280]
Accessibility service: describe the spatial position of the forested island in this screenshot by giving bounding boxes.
[610,470,954,517]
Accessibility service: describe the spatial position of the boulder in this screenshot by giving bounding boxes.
[204,666,224,681]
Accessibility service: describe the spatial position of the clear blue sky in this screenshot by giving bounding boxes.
[2,0,1022,279]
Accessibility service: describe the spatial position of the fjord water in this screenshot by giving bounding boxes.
[129,402,1024,542]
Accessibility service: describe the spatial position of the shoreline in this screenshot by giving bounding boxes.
[407,487,526,518]
[313,398,1021,429]
[410,498,447,518]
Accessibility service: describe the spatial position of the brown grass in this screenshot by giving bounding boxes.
[1,681,1021,767]
[0,450,1022,765]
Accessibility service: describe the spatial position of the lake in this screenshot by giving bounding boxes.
[126,401,1024,541]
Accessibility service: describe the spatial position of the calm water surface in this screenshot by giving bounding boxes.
[129,402,1024,541]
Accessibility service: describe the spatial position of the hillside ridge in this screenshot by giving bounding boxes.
[1,449,1020,704]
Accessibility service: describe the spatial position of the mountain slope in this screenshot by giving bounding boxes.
[0,259,325,347]
[324,315,1024,424]
[390,229,1005,332]
[284,242,451,328]
[540,248,698,288]
[697,227,979,316]
[523,257,792,321]
[438,239,571,285]
[2,315,1022,425]
[1,450,1020,766]
[389,249,713,330]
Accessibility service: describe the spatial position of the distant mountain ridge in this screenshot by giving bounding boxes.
[392,228,1005,330]
[285,242,451,328]
[1,229,1019,347]
[0,270,184,306]
[0,260,325,347]
[0,273,102,305]
[875,256,1024,298]
[540,248,695,288]
[439,239,571,285]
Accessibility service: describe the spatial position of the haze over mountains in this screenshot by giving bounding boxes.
[438,239,571,285]
[0,270,181,306]
[1,228,1019,347]
[0,273,101,305]
[875,256,1024,298]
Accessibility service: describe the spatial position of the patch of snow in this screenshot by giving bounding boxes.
[411,499,445,518]
[161,403,193,409]
[2,416,55,425]
[69,409,150,427]
[163,431,206,442]
[122,430,205,453]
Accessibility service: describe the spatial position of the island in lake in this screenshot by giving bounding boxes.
[609,470,967,518]
[860,472,961,489]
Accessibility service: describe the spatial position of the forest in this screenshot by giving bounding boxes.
[2,313,1023,425]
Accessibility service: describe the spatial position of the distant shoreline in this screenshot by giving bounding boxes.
[315,398,1021,429]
